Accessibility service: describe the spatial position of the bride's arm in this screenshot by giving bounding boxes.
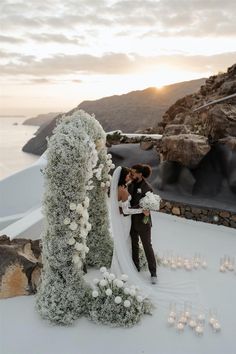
[121,200,143,215]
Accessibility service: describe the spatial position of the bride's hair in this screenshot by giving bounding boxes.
[132,164,152,178]
[118,167,130,186]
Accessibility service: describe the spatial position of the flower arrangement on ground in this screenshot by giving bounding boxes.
[139,191,161,224]
[87,267,153,327]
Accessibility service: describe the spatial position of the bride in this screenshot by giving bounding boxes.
[110,166,201,307]
[110,166,143,277]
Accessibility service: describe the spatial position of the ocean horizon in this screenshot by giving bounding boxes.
[0,116,39,180]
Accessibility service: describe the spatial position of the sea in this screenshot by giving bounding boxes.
[0,117,39,180]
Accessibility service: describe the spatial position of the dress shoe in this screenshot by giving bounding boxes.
[151,276,157,285]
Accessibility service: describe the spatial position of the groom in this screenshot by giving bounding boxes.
[128,164,157,284]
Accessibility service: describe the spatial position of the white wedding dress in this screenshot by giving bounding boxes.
[110,166,202,309]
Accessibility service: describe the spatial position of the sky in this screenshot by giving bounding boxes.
[0,0,236,117]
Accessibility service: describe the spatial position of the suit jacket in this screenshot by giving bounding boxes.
[128,179,153,228]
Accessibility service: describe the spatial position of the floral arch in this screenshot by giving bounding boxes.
[36,110,151,326]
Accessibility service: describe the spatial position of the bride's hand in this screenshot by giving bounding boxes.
[143,210,150,216]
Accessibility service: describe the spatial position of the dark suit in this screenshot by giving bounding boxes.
[128,179,157,277]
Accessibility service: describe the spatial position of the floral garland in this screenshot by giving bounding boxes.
[70,110,114,268]
[87,267,152,327]
[36,111,98,325]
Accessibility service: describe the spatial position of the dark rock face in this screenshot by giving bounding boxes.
[156,63,236,198]
[22,78,205,155]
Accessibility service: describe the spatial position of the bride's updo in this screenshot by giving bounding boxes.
[118,167,130,186]
[132,164,152,178]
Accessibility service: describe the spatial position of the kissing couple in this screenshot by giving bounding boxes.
[110,164,157,285]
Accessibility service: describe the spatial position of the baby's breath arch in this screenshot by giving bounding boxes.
[36,110,113,325]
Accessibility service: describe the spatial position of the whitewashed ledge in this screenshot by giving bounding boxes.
[1,213,236,354]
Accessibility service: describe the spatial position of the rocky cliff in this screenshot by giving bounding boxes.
[155,63,236,198]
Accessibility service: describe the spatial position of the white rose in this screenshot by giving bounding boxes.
[121,274,128,282]
[99,164,104,169]
[124,287,130,295]
[129,289,136,296]
[114,296,122,304]
[93,278,99,285]
[101,182,106,188]
[63,217,70,225]
[84,246,89,254]
[107,154,112,159]
[76,204,83,214]
[86,223,92,232]
[108,273,115,281]
[99,279,108,287]
[105,181,110,187]
[103,271,110,278]
[80,230,87,238]
[136,296,143,303]
[69,221,78,231]
[83,197,90,208]
[86,185,94,191]
[116,280,124,288]
[69,203,77,211]
[124,300,131,308]
[110,164,115,169]
[74,242,84,251]
[92,290,99,298]
[100,266,107,273]
[67,237,76,245]
[82,210,89,220]
[72,254,80,264]
[105,289,112,296]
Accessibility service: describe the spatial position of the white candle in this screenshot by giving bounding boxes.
[213,321,221,331]
[176,322,184,331]
[167,317,175,325]
[195,325,204,335]
[189,319,197,328]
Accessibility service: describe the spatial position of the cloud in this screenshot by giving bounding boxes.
[29,33,83,44]
[0,51,235,77]
[1,0,235,37]
[0,35,25,43]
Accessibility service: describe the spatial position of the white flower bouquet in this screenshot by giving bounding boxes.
[139,191,161,224]
[87,267,152,327]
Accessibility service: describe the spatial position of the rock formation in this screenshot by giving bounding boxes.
[0,236,42,298]
[155,63,236,197]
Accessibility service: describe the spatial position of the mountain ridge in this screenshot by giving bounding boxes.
[22,77,205,155]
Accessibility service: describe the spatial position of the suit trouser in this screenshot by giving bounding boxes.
[130,223,157,277]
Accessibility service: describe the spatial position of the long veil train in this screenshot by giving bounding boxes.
[109,166,202,309]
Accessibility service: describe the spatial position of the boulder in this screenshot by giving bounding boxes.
[0,236,42,299]
[161,134,210,168]
[207,104,236,140]
[164,124,190,136]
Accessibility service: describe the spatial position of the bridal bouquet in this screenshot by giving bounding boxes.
[139,191,161,224]
[87,267,152,327]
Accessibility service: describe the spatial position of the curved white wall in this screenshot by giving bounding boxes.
[0,154,47,230]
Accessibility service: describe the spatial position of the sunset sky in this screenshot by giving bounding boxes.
[0,0,236,116]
